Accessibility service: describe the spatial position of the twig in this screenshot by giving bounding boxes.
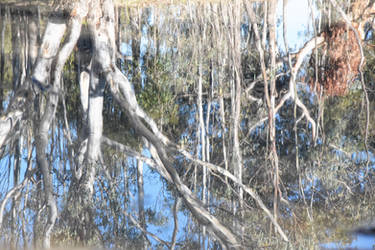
[122,210,170,247]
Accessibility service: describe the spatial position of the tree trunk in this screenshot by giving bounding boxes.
[197,51,208,247]
[267,0,280,225]
[170,197,181,250]
[137,159,147,250]
[1,0,246,248]
[33,1,88,247]
[89,0,239,247]
[232,0,244,240]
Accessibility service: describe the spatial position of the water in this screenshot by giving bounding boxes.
[0,0,375,249]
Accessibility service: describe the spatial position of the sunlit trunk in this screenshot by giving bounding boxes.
[33,1,87,247]
[214,4,229,184]
[267,0,280,225]
[197,49,207,247]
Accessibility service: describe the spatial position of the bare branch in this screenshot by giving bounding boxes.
[123,210,171,247]
[171,197,181,250]
[101,136,172,183]
[246,35,324,137]
[178,149,289,242]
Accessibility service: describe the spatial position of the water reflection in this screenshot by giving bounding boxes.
[0,0,375,249]
[322,234,375,249]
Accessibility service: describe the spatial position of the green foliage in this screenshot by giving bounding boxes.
[137,57,179,127]
[145,208,168,226]
[1,18,14,92]
[324,90,364,147]
[60,53,81,124]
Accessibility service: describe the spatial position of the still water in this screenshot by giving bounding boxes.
[1,0,375,249]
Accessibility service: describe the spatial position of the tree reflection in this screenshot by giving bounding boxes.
[0,0,374,249]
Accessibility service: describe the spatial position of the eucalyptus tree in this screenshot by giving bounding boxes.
[1,0,241,248]
[0,0,375,249]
